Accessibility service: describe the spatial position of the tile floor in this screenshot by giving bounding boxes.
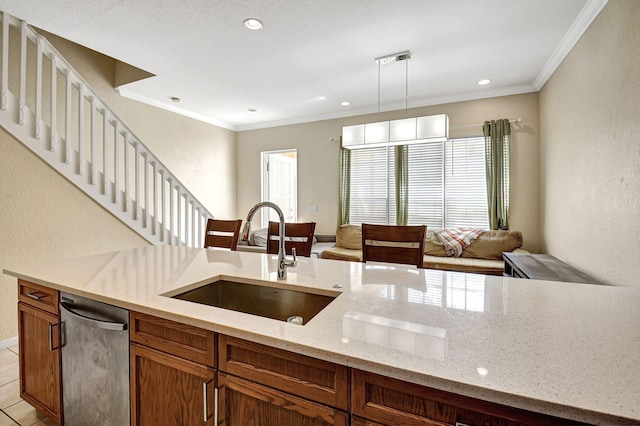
[0,346,55,426]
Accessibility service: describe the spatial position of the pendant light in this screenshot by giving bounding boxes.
[342,51,449,150]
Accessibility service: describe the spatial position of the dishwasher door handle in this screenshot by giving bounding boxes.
[60,302,128,331]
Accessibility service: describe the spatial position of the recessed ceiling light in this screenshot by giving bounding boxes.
[341,101,351,106]
[243,18,263,30]
[319,96,326,101]
[478,79,492,86]
[247,108,257,112]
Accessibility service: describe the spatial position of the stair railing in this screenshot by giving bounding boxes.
[0,12,212,247]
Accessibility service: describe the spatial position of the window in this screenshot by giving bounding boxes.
[262,149,297,227]
[348,137,489,230]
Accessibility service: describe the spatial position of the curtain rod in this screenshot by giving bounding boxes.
[452,118,522,130]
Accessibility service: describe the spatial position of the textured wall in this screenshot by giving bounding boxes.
[539,0,640,286]
[237,93,541,250]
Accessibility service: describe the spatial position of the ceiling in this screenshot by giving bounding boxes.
[1,0,606,131]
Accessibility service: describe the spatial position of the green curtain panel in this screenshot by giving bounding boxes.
[395,145,409,225]
[338,146,351,226]
[483,119,511,230]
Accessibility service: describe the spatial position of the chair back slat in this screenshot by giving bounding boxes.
[362,224,426,268]
[204,219,243,250]
[267,222,316,257]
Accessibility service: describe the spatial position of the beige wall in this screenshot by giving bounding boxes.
[0,31,237,341]
[237,93,541,251]
[539,0,640,287]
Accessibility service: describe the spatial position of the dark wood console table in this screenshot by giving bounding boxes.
[503,252,604,284]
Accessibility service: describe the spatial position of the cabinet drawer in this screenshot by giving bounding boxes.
[130,311,216,367]
[219,335,349,411]
[219,373,349,426]
[18,280,59,315]
[352,370,578,426]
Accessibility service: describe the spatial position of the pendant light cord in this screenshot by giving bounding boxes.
[377,59,381,122]
[405,58,409,118]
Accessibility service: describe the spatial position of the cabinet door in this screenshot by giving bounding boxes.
[219,373,348,426]
[17,302,62,425]
[130,343,216,426]
[352,369,573,426]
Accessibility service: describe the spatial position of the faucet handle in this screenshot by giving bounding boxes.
[283,247,297,268]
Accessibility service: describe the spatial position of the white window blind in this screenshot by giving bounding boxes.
[444,138,489,229]
[348,137,490,230]
[349,147,395,225]
[406,141,444,229]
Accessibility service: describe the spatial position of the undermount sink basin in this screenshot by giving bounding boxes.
[170,279,337,325]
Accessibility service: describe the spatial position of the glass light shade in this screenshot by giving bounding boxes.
[417,114,448,140]
[342,114,449,149]
[390,118,417,141]
[342,124,365,146]
[364,121,390,144]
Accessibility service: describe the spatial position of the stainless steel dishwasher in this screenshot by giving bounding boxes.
[60,292,130,426]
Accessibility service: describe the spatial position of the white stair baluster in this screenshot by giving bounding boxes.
[123,133,129,212]
[50,55,57,152]
[78,84,85,175]
[18,21,26,125]
[90,97,96,184]
[35,38,43,139]
[1,12,9,111]
[64,69,71,164]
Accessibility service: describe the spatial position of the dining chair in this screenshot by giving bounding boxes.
[361,224,427,268]
[204,219,243,250]
[266,221,317,257]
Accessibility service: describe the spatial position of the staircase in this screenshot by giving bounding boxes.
[0,12,212,247]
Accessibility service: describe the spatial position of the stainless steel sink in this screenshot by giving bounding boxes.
[170,279,337,325]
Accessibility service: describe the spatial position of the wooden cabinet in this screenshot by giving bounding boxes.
[352,369,579,426]
[219,373,348,426]
[218,334,349,426]
[129,311,216,425]
[17,280,62,425]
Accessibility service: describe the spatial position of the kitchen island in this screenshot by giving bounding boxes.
[4,245,640,425]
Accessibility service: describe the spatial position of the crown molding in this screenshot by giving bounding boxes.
[533,0,609,90]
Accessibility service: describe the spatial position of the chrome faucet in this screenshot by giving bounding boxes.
[241,202,297,279]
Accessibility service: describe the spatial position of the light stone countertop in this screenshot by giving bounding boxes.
[4,245,640,425]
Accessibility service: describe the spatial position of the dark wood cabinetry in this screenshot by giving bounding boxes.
[219,373,348,426]
[129,312,217,425]
[352,369,579,426]
[17,280,62,425]
[130,343,216,425]
[218,335,350,426]
[219,334,349,411]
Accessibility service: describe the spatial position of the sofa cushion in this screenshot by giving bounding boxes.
[336,224,362,250]
[321,246,363,262]
[423,255,504,275]
[424,231,447,256]
[461,230,523,260]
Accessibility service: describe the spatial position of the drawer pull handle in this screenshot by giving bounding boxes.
[214,387,219,424]
[48,323,54,351]
[59,302,127,331]
[203,380,213,422]
[27,291,47,300]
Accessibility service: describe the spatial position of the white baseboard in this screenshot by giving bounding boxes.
[0,336,18,350]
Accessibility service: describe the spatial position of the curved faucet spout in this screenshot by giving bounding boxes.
[242,201,296,279]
